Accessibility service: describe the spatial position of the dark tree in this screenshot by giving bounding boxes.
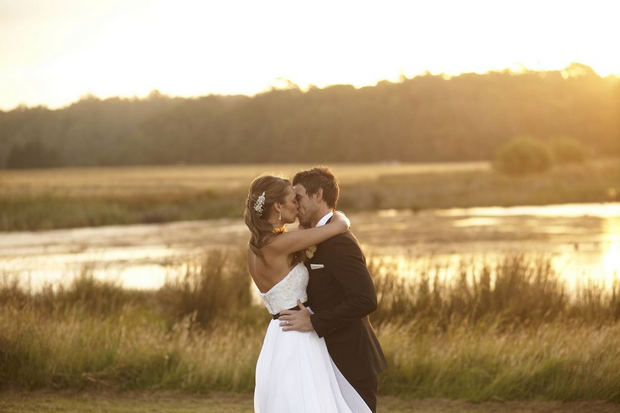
[0,65,618,168]
[6,140,61,169]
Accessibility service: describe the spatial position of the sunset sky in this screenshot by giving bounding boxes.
[1,0,618,110]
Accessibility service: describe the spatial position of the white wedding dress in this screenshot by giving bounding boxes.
[254,262,371,413]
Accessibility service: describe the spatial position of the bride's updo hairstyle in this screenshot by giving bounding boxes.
[244,175,291,256]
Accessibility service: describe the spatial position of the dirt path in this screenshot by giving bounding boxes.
[0,391,618,413]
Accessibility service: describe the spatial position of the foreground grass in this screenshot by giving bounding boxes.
[2,307,618,402]
[1,160,618,230]
[1,252,619,402]
[2,391,619,413]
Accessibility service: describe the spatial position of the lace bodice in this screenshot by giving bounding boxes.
[259,262,309,315]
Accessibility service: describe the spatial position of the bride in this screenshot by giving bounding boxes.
[244,175,371,413]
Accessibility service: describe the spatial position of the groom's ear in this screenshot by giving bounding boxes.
[313,188,324,202]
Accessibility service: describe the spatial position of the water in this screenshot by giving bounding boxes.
[1,203,618,291]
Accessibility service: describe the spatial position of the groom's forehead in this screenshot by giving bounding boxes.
[293,184,307,196]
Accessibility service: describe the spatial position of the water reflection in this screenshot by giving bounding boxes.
[1,203,618,291]
[602,217,620,280]
[435,203,620,218]
[367,203,620,290]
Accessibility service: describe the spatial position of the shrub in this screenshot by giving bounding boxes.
[549,137,588,164]
[493,137,553,175]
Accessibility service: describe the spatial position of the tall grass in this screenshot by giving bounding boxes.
[1,159,618,230]
[156,249,260,329]
[1,251,619,401]
[379,322,620,401]
[346,159,620,211]
[0,190,243,231]
[370,255,620,327]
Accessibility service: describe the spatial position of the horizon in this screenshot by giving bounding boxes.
[3,63,616,112]
[1,0,619,111]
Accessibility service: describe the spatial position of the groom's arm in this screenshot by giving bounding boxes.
[309,234,377,338]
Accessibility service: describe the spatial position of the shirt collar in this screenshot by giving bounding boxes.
[315,211,334,227]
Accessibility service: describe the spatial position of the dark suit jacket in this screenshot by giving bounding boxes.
[306,230,387,381]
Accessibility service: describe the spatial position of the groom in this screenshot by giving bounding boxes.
[279,166,387,412]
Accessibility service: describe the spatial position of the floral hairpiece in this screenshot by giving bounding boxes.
[254,191,266,216]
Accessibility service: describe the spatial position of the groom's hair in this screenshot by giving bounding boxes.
[293,166,339,209]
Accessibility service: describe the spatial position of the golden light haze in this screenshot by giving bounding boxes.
[1,0,619,110]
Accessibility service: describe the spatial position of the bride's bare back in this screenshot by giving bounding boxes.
[247,248,295,293]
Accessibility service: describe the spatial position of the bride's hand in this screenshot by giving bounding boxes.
[331,211,350,231]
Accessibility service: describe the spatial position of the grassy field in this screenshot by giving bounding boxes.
[0,159,618,230]
[2,391,619,413]
[1,251,618,404]
[0,162,490,197]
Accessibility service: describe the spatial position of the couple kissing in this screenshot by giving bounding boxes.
[244,166,387,413]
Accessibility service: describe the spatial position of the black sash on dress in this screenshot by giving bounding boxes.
[272,301,309,319]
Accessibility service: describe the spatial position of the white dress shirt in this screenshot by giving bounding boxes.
[315,211,334,227]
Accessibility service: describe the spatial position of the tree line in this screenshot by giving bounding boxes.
[1,63,618,168]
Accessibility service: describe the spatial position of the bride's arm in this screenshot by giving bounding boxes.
[266,212,350,256]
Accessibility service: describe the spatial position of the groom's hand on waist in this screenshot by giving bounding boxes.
[279,300,314,332]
